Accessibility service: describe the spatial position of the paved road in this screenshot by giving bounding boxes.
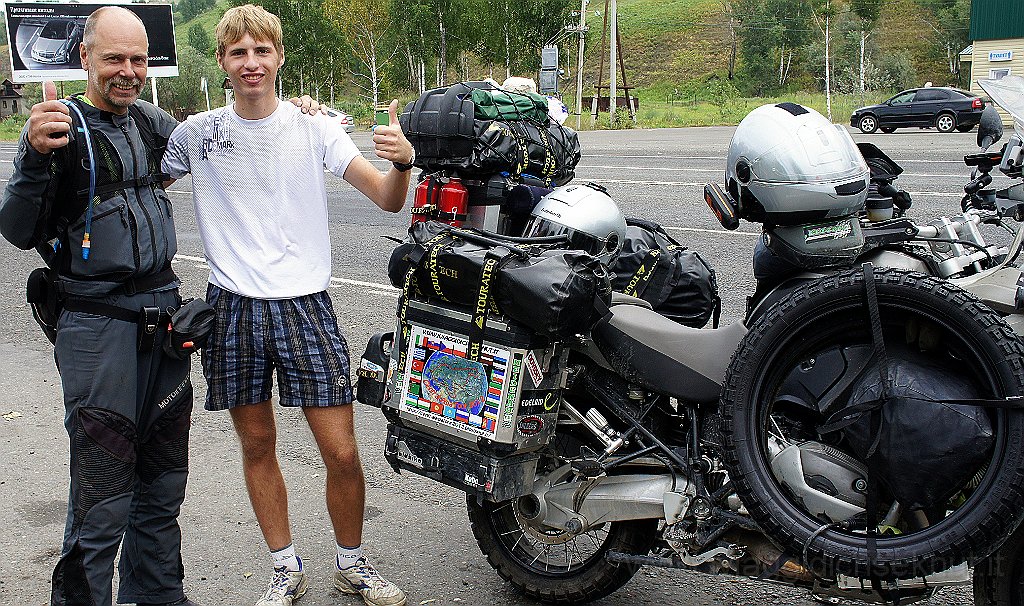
[0,124,997,604]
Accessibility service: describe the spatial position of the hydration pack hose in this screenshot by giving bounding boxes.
[60,99,96,260]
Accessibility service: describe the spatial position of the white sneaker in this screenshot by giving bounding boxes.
[255,565,308,606]
[334,557,407,606]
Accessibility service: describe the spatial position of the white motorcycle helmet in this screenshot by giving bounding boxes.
[726,103,870,226]
[522,182,627,262]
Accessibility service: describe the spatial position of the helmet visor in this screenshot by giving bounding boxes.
[751,124,867,184]
[522,216,605,256]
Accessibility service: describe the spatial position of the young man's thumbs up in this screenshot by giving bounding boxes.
[27,80,72,154]
[372,99,413,169]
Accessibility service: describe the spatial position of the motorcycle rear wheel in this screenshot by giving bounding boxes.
[722,268,1024,580]
[467,495,658,604]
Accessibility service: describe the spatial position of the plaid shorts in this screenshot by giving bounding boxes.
[202,284,354,410]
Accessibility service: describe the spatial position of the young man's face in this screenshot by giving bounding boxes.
[218,33,284,104]
[80,12,148,113]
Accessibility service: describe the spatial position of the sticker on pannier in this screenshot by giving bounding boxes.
[399,325,522,440]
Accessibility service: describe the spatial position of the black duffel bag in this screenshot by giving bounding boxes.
[389,221,610,339]
[399,83,581,185]
[842,354,995,509]
[609,218,720,328]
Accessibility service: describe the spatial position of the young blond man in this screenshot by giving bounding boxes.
[160,5,412,606]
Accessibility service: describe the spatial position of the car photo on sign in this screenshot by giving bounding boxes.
[5,2,178,83]
[851,87,986,134]
[24,17,85,67]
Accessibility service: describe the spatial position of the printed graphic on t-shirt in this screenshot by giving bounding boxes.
[201,114,233,159]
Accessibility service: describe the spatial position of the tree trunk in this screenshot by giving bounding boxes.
[824,11,832,121]
[859,29,866,92]
[438,10,447,85]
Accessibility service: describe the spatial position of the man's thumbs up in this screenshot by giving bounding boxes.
[27,80,72,154]
[388,99,400,127]
[43,80,59,102]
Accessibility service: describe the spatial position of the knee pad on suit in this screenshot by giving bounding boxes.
[138,382,193,484]
[71,407,137,521]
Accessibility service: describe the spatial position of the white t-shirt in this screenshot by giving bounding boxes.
[162,100,360,299]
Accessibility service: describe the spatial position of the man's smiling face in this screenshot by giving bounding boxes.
[218,33,283,104]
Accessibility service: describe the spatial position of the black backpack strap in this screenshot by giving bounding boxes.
[127,103,168,169]
[81,173,171,199]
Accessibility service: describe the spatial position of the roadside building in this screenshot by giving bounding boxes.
[964,0,1024,124]
[0,80,28,119]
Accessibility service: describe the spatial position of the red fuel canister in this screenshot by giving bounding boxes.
[412,176,468,228]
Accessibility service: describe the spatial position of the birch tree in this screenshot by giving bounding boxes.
[850,0,881,91]
[326,0,399,107]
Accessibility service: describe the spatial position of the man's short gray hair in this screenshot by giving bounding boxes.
[82,6,146,49]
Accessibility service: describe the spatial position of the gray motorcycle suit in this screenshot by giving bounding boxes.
[0,98,194,606]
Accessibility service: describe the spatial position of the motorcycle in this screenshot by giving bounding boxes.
[358,76,1024,605]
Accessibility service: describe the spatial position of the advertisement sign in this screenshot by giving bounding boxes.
[5,2,177,83]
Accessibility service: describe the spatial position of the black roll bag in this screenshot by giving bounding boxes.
[609,217,720,328]
[399,82,581,185]
[388,221,611,339]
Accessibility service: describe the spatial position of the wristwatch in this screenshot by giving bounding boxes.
[393,151,415,172]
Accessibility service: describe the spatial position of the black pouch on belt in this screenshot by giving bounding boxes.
[162,298,217,360]
[26,267,62,345]
[138,306,161,352]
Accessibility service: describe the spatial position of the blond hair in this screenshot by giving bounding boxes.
[215,4,283,57]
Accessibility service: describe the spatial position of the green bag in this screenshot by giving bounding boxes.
[470,88,549,122]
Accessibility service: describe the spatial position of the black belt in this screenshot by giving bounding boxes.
[63,298,173,352]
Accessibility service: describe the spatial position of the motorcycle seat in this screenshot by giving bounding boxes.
[610,291,653,309]
[592,304,747,403]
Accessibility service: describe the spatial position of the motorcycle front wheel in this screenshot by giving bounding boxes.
[975,523,1024,606]
[722,267,1024,580]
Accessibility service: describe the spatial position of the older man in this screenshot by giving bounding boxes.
[0,7,197,606]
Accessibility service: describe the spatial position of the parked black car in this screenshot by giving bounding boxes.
[850,87,985,134]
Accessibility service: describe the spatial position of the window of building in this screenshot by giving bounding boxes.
[990,68,1012,80]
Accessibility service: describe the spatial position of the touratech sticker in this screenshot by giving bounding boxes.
[804,220,853,243]
[517,416,543,436]
[524,350,544,388]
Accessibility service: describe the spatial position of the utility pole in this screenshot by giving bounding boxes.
[609,0,617,125]
[575,0,587,129]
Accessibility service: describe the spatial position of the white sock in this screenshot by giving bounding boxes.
[270,544,301,572]
[336,543,364,569]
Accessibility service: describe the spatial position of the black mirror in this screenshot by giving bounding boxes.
[978,103,1004,149]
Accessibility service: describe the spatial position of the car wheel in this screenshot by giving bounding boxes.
[936,113,957,133]
[858,115,878,134]
[880,127,896,133]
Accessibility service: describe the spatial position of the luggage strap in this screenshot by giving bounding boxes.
[466,248,517,362]
[395,231,452,381]
[622,248,662,298]
[410,204,469,223]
